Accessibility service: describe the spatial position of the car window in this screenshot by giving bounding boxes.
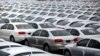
[70,29,80,36]
[1,24,8,29]
[40,23,55,28]
[67,14,77,18]
[25,16,35,21]
[48,13,57,16]
[88,39,100,49]
[7,24,14,30]
[70,22,84,27]
[16,24,33,29]
[8,14,16,18]
[90,16,100,21]
[57,13,66,17]
[77,39,90,47]
[40,30,49,37]
[34,17,44,22]
[40,12,48,15]
[81,29,100,35]
[32,30,42,36]
[78,15,89,20]
[1,13,8,17]
[11,19,24,22]
[57,20,69,26]
[29,23,38,29]
[17,15,26,19]
[2,19,9,23]
[51,30,71,36]
[45,18,56,23]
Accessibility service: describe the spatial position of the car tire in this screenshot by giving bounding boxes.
[24,40,29,46]
[10,36,15,42]
[64,50,71,56]
[43,45,51,52]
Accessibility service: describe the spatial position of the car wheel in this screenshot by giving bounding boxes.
[64,50,71,56]
[24,40,29,46]
[43,45,50,52]
[10,36,15,42]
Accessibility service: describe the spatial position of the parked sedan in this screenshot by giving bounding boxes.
[0,46,62,56]
[0,23,36,42]
[64,37,100,56]
[66,27,100,40]
[24,28,78,52]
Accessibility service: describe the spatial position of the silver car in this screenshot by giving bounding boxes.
[24,28,78,52]
[64,37,100,56]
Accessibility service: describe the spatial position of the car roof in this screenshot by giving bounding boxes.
[39,28,65,31]
[1,46,45,55]
[66,27,93,30]
[0,42,22,46]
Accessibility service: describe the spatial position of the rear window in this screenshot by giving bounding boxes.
[70,22,84,27]
[40,23,55,28]
[11,19,24,22]
[25,16,34,21]
[16,24,33,29]
[34,17,44,22]
[81,29,100,35]
[57,20,69,26]
[51,30,71,36]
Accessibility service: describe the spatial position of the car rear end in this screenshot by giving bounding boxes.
[48,29,78,51]
[13,23,36,42]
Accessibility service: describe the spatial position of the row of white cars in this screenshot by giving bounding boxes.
[0,38,62,56]
[0,2,100,56]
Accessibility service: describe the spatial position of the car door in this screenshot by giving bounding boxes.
[30,30,42,46]
[0,24,8,39]
[84,39,100,56]
[5,24,14,40]
[37,30,49,47]
[71,39,90,56]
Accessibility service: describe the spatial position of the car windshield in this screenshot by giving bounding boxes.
[45,18,56,23]
[16,24,33,29]
[51,30,71,36]
[34,17,44,22]
[15,52,45,56]
[57,20,69,26]
[0,45,22,49]
[81,29,100,35]
[40,23,55,28]
[70,22,84,27]
[25,16,35,21]
[11,19,24,22]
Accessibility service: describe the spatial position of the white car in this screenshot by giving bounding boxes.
[66,27,100,40]
[0,41,23,49]
[1,18,25,23]
[0,46,62,56]
[64,37,100,56]
[0,23,36,42]
[24,28,78,52]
